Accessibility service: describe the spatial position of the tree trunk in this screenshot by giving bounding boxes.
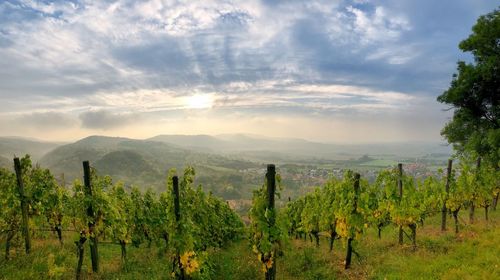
[485,206,489,221]
[345,173,360,269]
[163,232,169,249]
[345,237,353,269]
[409,223,417,250]
[5,230,15,260]
[55,225,63,246]
[265,264,276,280]
[173,254,186,280]
[493,193,499,211]
[469,203,475,224]
[145,231,152,248]
[441,203,447,231]
[120,240,126,261]
[453,210,459,234]
[89,232,99,272]
[399,225,403,245]
[312,231,320,247]
[329,226,337,252]
[377,224,382,239]
[75,234,87,280]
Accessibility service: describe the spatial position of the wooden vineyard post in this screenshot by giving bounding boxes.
[14,157,31,254]
[172,176,185,280]
[398,163,403,245]
[441,159,453,231]
[83,161,99,273]
[266,164,276,280]
[345,173,360,269]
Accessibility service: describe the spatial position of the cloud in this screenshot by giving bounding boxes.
[346,5,411,44]
[79,110,139,130]
[14,111,77,129]
[1,0,418,95]
[0,0,498,142]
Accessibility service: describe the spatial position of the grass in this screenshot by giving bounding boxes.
[0,210,498,279]
[0,230,186,280]
[213,210,499,280]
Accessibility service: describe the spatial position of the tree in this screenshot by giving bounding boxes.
[437,9,500,167]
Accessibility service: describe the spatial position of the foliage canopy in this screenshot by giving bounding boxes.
[437,9,500,166]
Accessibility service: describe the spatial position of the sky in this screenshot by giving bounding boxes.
[0,0,498,143]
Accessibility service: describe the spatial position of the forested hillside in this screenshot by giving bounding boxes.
[39,136,260,196]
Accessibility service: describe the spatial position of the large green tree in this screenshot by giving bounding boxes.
[437,9,499,167]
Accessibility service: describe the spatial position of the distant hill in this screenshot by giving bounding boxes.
[0,137,62,161]
[150,134,321,152]
[40,135,259,194]
[149,134,335,162]
[148,134,233,152]
[148,134,452,163]
[3,134,453,199]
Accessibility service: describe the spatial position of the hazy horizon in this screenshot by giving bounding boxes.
[0,132,453,146]
[1,1,497,143]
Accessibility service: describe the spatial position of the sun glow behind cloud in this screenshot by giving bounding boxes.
[183,94,215,109]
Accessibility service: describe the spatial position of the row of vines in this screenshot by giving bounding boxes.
[0,155,244,279]
[1,155,499,279]
[283,158,499,269]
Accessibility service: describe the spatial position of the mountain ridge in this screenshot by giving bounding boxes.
[0,137,62,161]
[39,135,260,195]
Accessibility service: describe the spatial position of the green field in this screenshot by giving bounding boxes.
[360,159,398,167]
[1,209,498,279]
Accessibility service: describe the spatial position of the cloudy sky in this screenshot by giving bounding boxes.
[0,0,497,143]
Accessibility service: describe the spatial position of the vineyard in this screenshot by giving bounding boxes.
[0,155,499,279]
